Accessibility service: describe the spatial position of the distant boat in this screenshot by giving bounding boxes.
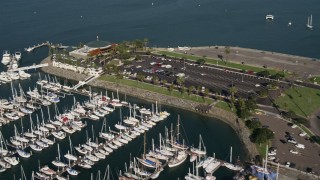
[14,51,21,61]
[266,14,274,21]
[1,51,11,65]
[306,14,313,30]
[288,21,292,26]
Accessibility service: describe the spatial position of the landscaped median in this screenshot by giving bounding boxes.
[99,75,213,104]
[153,50,281,75]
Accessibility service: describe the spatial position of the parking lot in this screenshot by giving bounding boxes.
[122,55,278,98]
[256,113,320,175]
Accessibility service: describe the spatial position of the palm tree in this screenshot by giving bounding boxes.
[168,83,174,94]
[203,88,210,102]
[152,76,159,86]
[224,46,230,63]
[162,79,167,87]
[229,86,237,109]
[188,86,195,96]
[143,38,149,50]
[176,76,185,87]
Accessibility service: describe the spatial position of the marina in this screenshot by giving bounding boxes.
[0,0,319,179]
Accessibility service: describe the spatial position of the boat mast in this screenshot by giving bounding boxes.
[143,133,146,158]
[177,115,180,142]
[230,146,233,163]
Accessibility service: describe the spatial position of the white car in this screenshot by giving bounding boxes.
[285,162,291,167]
[295,143,305,149]
[291,124,297,128]
[289,149,298,154]
[268,156,276,160]
[299,132,307,137]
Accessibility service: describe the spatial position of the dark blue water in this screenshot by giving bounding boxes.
[0,0,318,179]
[0,0,319,58]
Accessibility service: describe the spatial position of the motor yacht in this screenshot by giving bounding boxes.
[1,51,11,65]
[266,14,274,20]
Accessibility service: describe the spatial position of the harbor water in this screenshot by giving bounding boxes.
[0,0,319,179]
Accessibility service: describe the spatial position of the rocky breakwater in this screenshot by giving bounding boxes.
[41,56,258,160]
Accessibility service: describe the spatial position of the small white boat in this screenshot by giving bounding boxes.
[78,162,92,169]
[19,71,31,78]
[3,156,19,166]
[86,154,99,162]
[306,14,313,30]
[52,159,67,167]
[17,149,31,158]
[14,51,21,61]
[40,165,56,176]
[67,167,79,176]
[168,150,188,168]
[94,152,106,159]
[75,146,87,155]
[41,137,54,145]
[266,14,274,20]
[1,51,11,65]
[30,144,43,152]
[52,131,66,140]
[64,152,78,161]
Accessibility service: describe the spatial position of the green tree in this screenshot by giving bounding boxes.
[135,54,141,60]
[236,98,250,119]
[229,86,237,105]
[162,79,167,86]
[143,38,149,50]
[245,120,262,129]
[257,70,270,77]
[188,86,195,96]
[251,128,275,144]
[168,83,174,94]
[176,76,185,87]
[197,58,206,65]
[181,85,186,97]
[203,88,210,102]
[224,46,230,63]
[246,97,257,111]
[152,76,159,86]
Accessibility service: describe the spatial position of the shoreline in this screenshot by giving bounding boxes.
[154,46,320,79]
[40,56,259,161]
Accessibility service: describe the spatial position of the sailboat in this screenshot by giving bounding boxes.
[190,134,206,156]
[136,133,162,169]
[64,136,78,161]
[306,14,313,30]
[0,131,8,156]
[52,144,67,167]
[223,146,243,171]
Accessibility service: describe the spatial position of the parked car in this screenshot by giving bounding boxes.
[289,149,298,154]
[291,124,298,128]
[280,139,287,144]
[285,162,291,167]
[299,132,307,137]
[295,143,305,149]
[287,138,297,144]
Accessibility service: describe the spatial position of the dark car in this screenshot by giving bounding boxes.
[280,139,287,144]
[289,163,296,168]
[306,167,313,174]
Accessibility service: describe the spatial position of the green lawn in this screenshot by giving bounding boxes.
[99,75,213,104]
[215,101,235,113]
[154,50,280,75]
[256,141,272,157]
[275,87,320,117]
